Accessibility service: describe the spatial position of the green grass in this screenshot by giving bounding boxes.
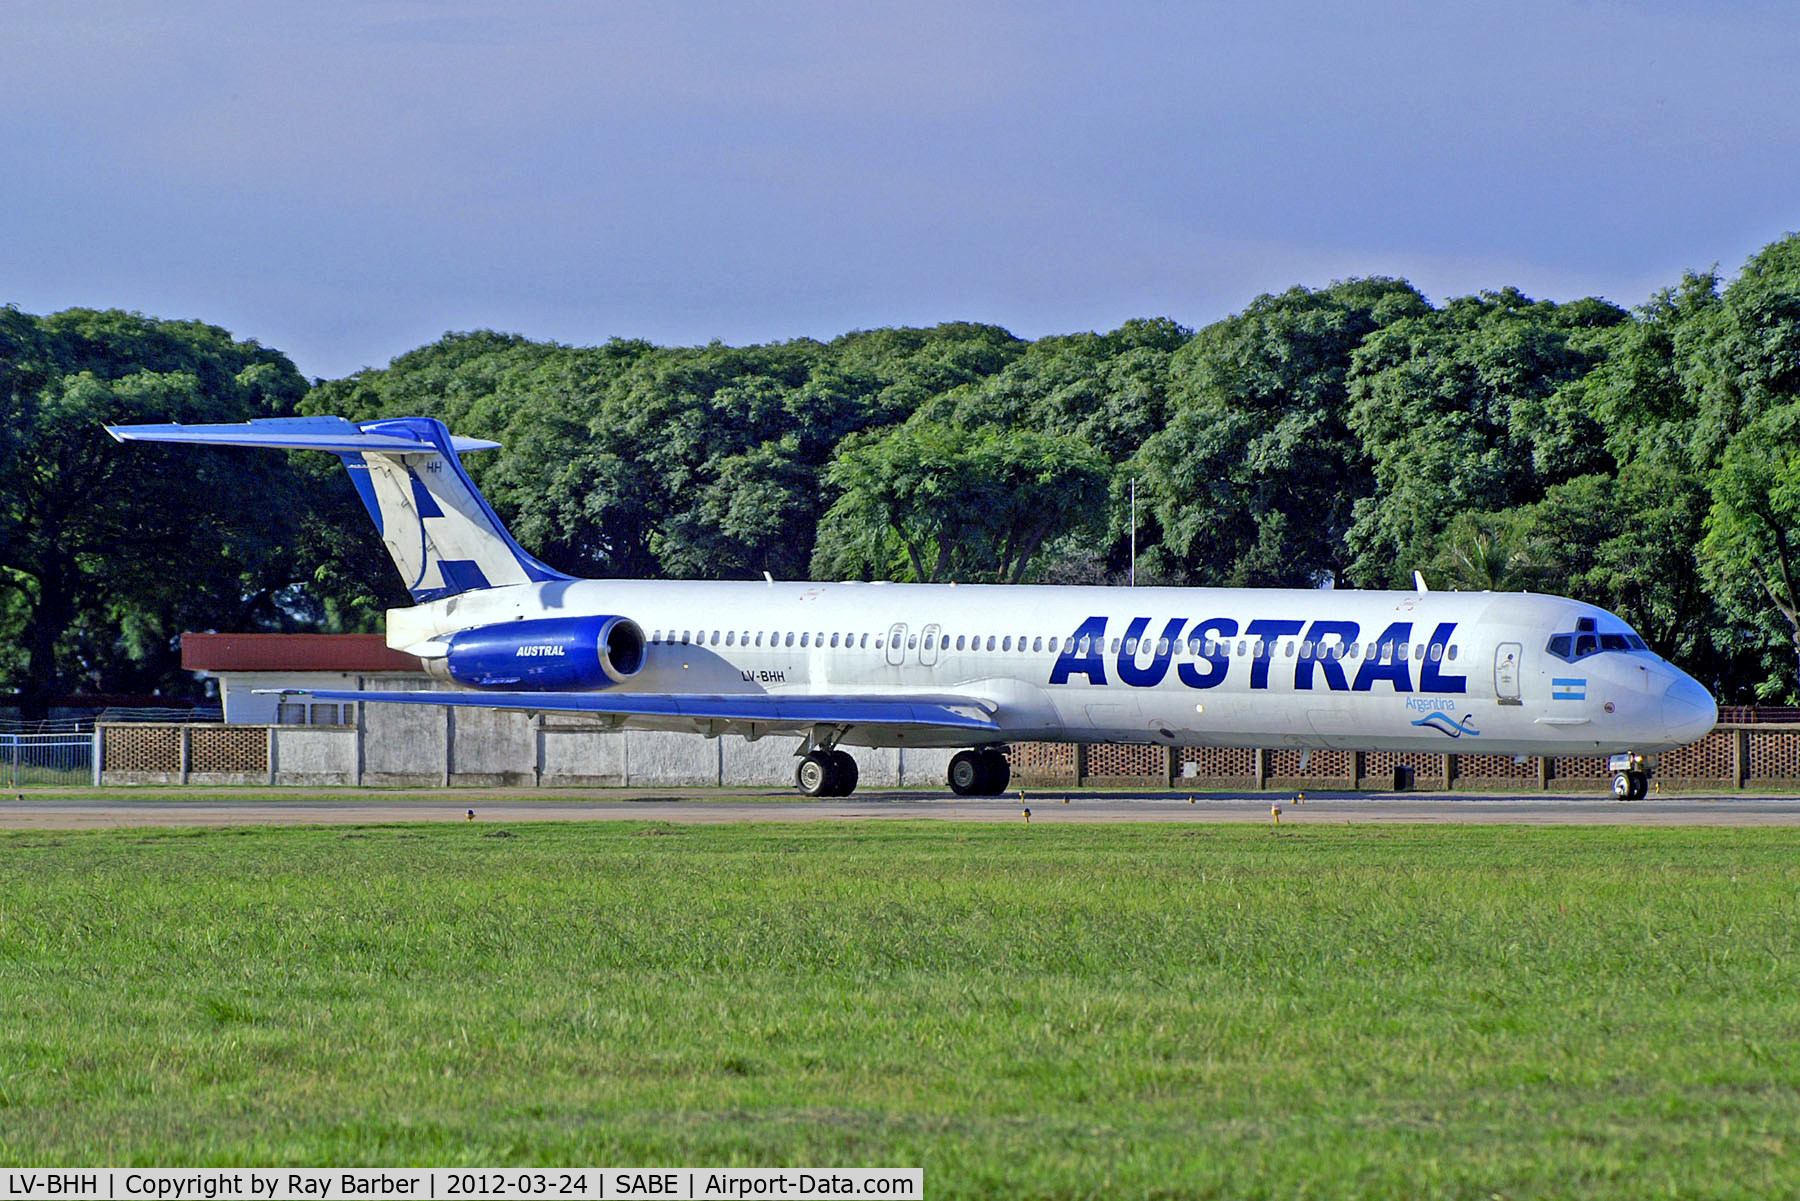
[2,822,1798,1199]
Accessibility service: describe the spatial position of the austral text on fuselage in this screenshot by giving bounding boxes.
[1048,616,1468,693]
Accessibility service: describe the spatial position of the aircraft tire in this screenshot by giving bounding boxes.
[828,750,859,796]
[978,748,1011,795]
[1612,772,1631,799]
[797,751,836,798]
[948,750,985,796]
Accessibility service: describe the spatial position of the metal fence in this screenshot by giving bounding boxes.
[2,732,96,787]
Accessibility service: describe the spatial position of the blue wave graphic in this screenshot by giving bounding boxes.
[1410,712,1481,738]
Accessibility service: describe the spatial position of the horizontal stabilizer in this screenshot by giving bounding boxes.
[109,414,567,602]
[106,415,501,455]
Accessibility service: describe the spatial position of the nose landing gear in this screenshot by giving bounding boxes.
[1609,752,1652,800]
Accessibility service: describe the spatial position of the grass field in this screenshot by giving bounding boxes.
[2,821,1797,1199]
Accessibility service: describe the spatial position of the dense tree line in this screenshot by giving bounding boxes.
[5,233,1800,712]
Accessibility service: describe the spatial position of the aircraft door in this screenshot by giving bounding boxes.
[1495,642,1522,704]
[886,623,908,667]
[920,623,941,667]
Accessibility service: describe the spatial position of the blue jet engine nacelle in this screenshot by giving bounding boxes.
[443,615,646,690]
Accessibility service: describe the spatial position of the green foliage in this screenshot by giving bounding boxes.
[12,231,1800,705]
[1140,280,1423,586]
[1345,289,1628,586]
[813,421,1110,583]
[0,308,315,712]
[1702,405,1800,698]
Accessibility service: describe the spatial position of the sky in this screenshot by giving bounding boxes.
[4,0,1798,381]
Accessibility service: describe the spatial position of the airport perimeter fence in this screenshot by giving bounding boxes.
[90,718,1796,791]
[3,732,97,787]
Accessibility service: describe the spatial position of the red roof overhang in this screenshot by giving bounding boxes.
[181,633,423,673]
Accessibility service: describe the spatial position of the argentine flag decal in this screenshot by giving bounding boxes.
[1551,677,1587,701]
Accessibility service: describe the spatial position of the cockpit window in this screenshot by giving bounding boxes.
[1547,624,1651,663]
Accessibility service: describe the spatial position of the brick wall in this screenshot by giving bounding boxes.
[98,722,1788,790]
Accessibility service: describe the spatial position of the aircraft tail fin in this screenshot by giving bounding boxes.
[106,415,572,602]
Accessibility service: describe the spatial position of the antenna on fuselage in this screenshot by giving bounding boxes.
[1129,477,1138,587]
[1413,570,1430,592]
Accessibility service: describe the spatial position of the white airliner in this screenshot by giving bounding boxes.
[109,415,1718,800]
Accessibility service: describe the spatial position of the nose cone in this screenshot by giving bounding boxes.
[1661,673,1718,746]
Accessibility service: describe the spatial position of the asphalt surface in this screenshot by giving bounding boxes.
[6,788,1800,827]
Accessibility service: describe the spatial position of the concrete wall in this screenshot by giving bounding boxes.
[102,718,975,789]
[362,703,446,787]
[270,726,357,786]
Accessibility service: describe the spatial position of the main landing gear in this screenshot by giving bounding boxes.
[792,743,1013,798]
[948,747,1012,796]
[796,749,859,798]
[1610,751,1652,800]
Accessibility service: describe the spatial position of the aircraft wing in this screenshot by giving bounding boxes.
[270,688,1000,737]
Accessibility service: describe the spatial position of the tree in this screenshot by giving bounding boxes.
[1426,511,1546,592]
[1345,289,1627,585]
[1137,280,1424,586]
[1702,404,1800,697]
[0,309,312,713]
[813,422,1110,584]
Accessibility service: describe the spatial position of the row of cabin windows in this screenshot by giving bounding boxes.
[647,629,1459,664]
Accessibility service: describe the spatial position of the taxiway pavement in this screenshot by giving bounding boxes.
[5,789,1800,828]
